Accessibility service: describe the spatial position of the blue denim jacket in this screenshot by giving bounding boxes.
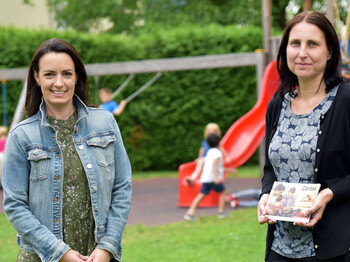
[2,96,132,262]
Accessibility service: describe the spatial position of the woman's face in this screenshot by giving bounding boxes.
[287,21,330,83]
[34,52,77,117]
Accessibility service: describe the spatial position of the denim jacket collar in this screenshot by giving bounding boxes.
[37,95,90,128]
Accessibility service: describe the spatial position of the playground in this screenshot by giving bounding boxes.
[0,175,261,226]
[1,1,350,261]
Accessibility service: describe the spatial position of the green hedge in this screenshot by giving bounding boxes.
[0,24,263,170]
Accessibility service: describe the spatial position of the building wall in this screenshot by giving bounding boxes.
[0,0,54,29]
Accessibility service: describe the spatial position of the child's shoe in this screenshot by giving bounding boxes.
[217,212,230,219]
[230,200,239,208]
[226,194,236,202]
[184,213,196,222]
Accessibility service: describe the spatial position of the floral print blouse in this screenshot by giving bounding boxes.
[17,110,96,261]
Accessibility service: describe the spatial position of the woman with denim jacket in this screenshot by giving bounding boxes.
[257,11,350,261]
[2,38,132,262]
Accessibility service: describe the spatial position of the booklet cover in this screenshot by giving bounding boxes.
[266,181,321,223]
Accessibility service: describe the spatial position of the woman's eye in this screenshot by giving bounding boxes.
[44,73,54,77]
[64,72,73,77]
[289,41,299,46]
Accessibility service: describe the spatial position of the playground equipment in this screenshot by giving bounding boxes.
[178,60,280,207]
[1,80,7,127]
[110,72,162,103]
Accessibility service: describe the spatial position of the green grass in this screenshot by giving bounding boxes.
[0,213,19,261]
[0,209,267,261]
[132,164,261,180]
[1,165,264,261]
[122,208,267,262]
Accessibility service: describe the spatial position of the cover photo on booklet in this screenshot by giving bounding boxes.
[266,181,321,223]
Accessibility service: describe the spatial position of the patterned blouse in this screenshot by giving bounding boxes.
[17,110,96,261]
[268,85,338,259]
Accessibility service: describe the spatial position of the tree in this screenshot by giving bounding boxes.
[25,0,347,34]
[45,0,264,34]
[47,0,143,33]
[272,0,290,29]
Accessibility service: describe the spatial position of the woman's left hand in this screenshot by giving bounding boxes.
[294,188,333,227]
[86,248,111,262]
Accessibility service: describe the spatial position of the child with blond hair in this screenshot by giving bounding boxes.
[184,134,229,221]
[186,123,233,186]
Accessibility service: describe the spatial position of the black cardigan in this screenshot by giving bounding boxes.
[262,82,350,260]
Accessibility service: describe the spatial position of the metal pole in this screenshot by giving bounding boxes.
[94,76,99,106]
[262,0,271,62]
[255,50,267,176]
[325,0,334,25]
[1,80,7,127]
[125,72,162,103]
[112,74,135,99]
[11,78,27,130]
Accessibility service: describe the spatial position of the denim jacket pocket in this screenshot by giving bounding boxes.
[86,135,116,168]
[27,147,51,182]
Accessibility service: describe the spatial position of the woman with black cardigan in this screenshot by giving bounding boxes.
[258,11,350,262]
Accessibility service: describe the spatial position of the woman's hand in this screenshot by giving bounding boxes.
[294,188,333,227]
[59,250,88,262]
[87,248,112,262]
[257,193,276,225]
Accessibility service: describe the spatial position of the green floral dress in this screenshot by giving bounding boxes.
[17,111,96,261]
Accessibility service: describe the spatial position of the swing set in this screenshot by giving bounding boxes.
[109,71,162,103]
[0,52,267,130]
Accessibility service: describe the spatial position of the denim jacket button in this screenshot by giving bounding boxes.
[93,186,98,191]
[95,206,99,211]
[78,145,84,150]
[87,164,92,169]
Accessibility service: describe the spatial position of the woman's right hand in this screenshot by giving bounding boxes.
[59,250,88,262]
[257,193,275,225]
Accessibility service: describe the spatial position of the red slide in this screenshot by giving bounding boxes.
[178,60,280,207]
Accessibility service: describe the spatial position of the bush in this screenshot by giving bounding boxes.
[0,25,262,170]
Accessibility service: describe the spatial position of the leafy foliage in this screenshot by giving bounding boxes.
[44,0,303,34]
[0,25,262,170]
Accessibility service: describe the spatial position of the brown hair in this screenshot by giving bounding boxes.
[25,38,90,117]
[276,11,343,99]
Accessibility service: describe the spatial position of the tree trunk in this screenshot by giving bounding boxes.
[303,0,313,11]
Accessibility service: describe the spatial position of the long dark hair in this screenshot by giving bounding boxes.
[276,11,343,99]
[25,38,90,117]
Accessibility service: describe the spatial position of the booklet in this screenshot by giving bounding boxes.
[266,181,321,223]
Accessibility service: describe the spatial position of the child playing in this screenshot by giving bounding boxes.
[184,133,230,221]
[226,188,262,208]
[0,126,7,189]
[99,87,127,116]
[186,123,232,187]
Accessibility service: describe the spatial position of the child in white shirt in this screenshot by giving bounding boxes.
[184,134,229,221]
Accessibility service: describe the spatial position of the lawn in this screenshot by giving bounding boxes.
[122,208,267,262]
[0,208,267,262]
[0,165,266,261]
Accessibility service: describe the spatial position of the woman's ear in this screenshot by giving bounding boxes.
[34,70,40,86]
[327,48,332,61]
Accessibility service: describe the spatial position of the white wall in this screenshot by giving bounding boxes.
[0,0,55,29]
